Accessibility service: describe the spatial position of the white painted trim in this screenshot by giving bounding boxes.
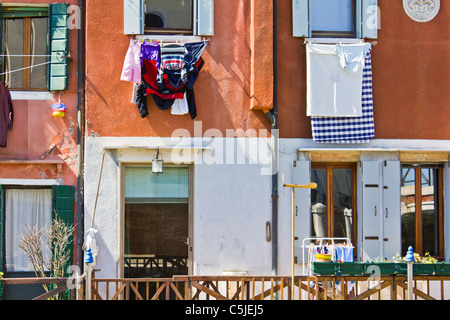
[10,91,55,101]
[0,179,60,186]
[296,139,450,152]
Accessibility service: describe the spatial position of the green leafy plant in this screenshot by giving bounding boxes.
[393,251,437,264]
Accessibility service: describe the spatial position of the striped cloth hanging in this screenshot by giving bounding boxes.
[310,50,375,144]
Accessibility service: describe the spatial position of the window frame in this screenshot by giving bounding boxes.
[124,0,214,36]
[292,0,378,39]
[144,0,195,36]
[400,164,444,259]
[311,163,357,246]
[310,0,357,39]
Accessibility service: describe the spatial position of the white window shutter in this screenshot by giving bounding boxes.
[361,161,381,261]
[362,0,378,39]
[124,0,144,35]
[292,160,312,263]
[292,0,309,37]
[196,0,214,36]
[382,161,401,261]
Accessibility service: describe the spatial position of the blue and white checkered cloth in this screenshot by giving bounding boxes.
[311,50,375,144]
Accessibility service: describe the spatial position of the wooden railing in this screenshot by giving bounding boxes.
[89,274,450,300]
[2,273,450,300]
[124,255,188,278]
[1,274,86,300]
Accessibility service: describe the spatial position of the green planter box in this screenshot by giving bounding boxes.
[338,262,367,275]
[311,262,338,275]
[396,263,408,275]
[366,262,397,276]
[396,263,436,275]
[414,263,436,275]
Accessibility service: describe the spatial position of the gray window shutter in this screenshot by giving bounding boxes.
[382,161,401,261]
[124,0,144,35]
[361,0,378,39]
[49,3,69,91]
[292,0,309,37]
[292,160,312,263]
[361,161,381,261]
[196,0,214,36]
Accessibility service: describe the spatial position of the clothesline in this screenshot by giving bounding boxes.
[0,54,52,57]
[0,61,52,76]
[133,37,209,45]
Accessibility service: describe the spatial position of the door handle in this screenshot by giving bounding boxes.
[385,208,388,218]
[374,206,377,216]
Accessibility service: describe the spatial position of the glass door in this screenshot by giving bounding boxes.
[123,166,191,279]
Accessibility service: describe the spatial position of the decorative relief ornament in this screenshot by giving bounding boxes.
[403,0,440,22]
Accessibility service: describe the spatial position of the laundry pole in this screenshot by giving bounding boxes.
[283,178,317,299]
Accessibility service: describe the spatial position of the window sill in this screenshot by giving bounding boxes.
[10,91,54,101]
[135,35,202,43]
[305,37,366,45]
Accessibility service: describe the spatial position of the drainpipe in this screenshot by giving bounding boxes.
[265,0,278,277]
[76,0,86,272]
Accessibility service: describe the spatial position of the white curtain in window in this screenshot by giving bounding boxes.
[5,189,52,272]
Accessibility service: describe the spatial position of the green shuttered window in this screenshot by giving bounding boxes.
[0,3,69,91]
[0,185,75,274]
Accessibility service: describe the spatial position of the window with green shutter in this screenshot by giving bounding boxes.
[0,3,69,91]
[0,185,75,273]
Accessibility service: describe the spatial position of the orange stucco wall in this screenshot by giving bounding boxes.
[86,0,449,141]
[0,0,80,186]
[277,0,450,140]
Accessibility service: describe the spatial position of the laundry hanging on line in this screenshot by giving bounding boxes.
[121,38,209,119]
[310,47,375,144]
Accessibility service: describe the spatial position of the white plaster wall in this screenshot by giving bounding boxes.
[83,136,450,279]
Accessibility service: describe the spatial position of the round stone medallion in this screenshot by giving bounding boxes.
[403,0,440,22]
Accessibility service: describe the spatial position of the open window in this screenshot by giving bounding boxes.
[144,0,193,35]
[124,0,214,36]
